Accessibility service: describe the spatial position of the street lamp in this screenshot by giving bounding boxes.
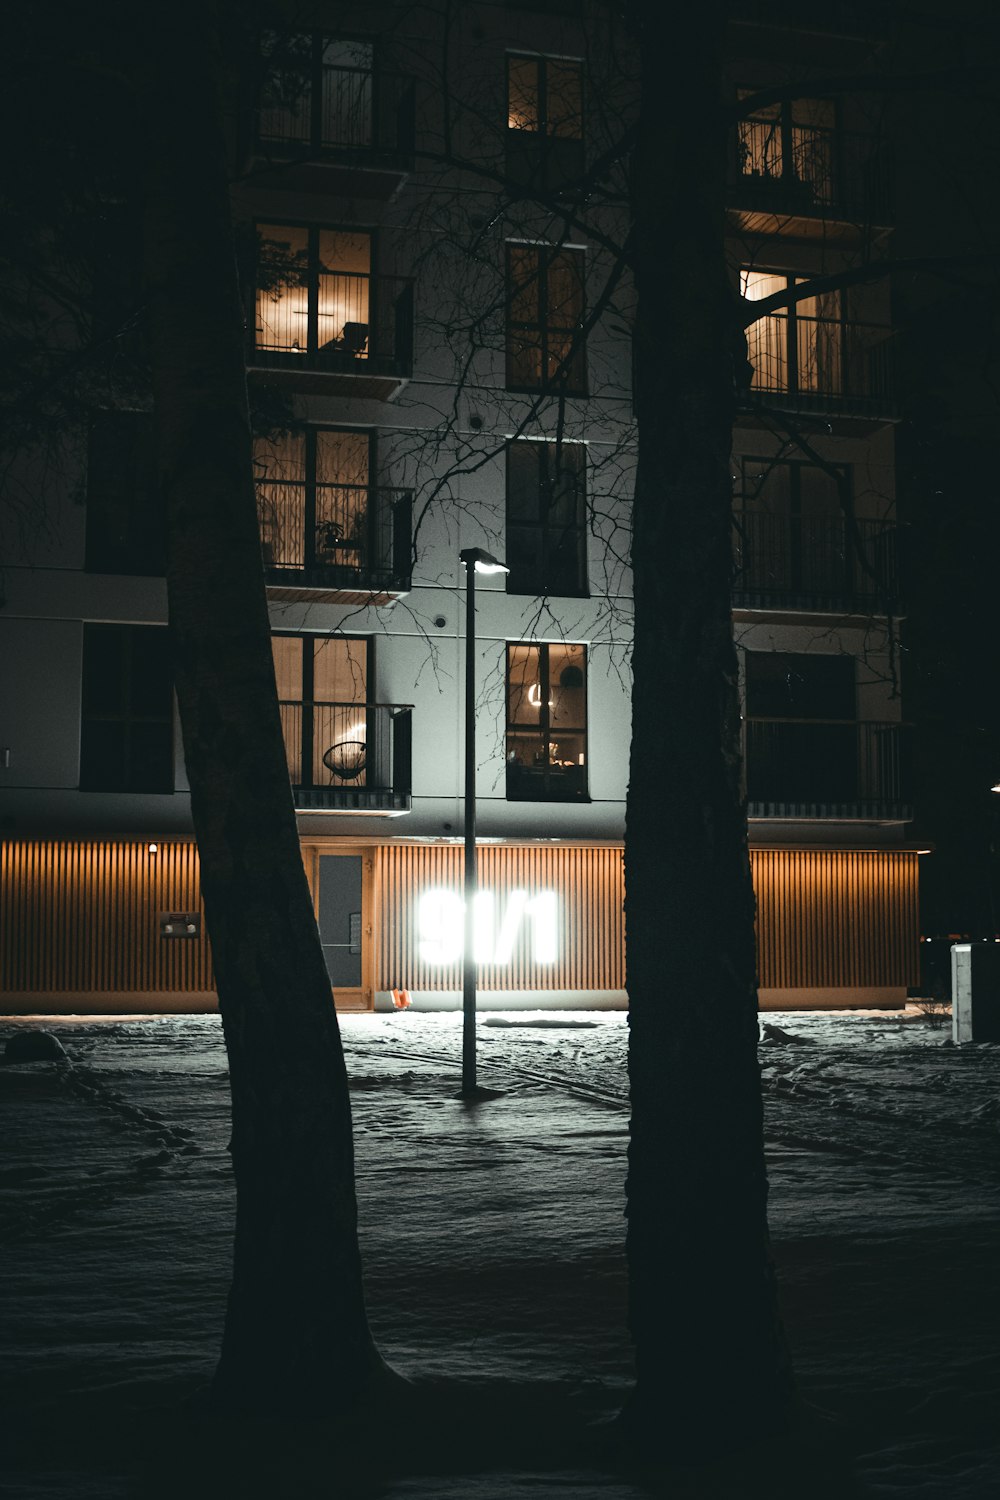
[459,546,509,1096]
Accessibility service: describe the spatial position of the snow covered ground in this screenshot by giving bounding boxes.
[1,1007,998,1498]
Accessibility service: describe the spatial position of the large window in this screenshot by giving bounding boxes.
[255,428,372,571]
[742,268,842,396]
[85,412,164,576]
[271,634,370,788]
[506,54,584,190]
[506,244,586,394]
[506,642,588,801]
[255,223,372,362]
[506,440,587,597]
[80,625,173,793]
[259,35,376,152]
[736,92,836,205]
[744,650,857,806]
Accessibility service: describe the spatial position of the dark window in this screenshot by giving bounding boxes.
[744,649,857,805]
[259,34,376,153]
[506,244,586,393]
[506,54,584,191]
[80,625,173,793]
[506,641,588,801]
[506,440,587,596]
[745,650,855,721]
[505,1,583,14]
[734,458,856,603]
[85,413,164,576]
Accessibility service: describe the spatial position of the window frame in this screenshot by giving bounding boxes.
[505,242,587,395]
[505,438,589,598]
[85,411,165,578]
[258,32,378,154]
[79,624,174,794]
[505,640,589,803]
[253,218,375,365]
[271,631,374,790]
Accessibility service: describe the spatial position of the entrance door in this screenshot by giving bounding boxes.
[316,852,373,1009]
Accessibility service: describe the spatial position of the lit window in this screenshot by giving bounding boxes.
[255,223,372,363]
[736,91,836,206]
[506,55,585,192]
[506,642,588,802]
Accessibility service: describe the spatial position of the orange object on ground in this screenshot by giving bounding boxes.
[391,988,412,1010]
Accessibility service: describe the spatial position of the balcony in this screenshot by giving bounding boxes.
[742,314,897,424]
[251,270,414,401]
[260,485,412,605]
[729,127,892,236]
[279,701,413,814]
[255,55,415,199]
[745,719,911,820]
[733,514,900,614]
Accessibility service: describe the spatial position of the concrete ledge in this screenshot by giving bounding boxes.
[757,986,908,1011]
[375,989,628,1013]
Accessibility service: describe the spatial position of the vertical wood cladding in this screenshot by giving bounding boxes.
[376,842,918,992]
[1,839,918,996]
[0,840,212,993]
[376,842,625,991]
[753,848,920,988]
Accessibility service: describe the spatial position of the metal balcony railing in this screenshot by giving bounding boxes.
[278,700,413,812]
[730,125,892,225]
[253,271,414,380]
[732,514,900,612]
[744,718,911,819]
[257,64,415,164]
[259,485,412,593]
[743,315,896,420]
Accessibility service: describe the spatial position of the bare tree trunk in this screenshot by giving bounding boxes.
[139,4,386,1413]
[623,3,793,1451]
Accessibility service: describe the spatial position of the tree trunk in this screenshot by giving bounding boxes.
[623,3,793,1452]
[139,4,385,1413]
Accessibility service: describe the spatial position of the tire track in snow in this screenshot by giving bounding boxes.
[0,1060,203,1244]
[344,1037,1000,1186]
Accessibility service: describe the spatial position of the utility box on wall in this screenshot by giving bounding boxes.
[951,943,1000,1043]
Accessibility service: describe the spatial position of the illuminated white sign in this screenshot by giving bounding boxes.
[418,888,558,966]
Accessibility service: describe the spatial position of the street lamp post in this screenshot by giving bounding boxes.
[459,546,509,1096]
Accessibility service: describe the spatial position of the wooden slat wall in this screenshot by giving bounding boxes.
[377,843,919,992]
[752,848,920,988]
[0,838,918,998]
[0,840,213,994]
[376,843,625,992]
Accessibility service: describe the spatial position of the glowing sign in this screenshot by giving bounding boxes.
[417,888,558,966]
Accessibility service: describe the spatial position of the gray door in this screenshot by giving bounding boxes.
[318,854,364,988]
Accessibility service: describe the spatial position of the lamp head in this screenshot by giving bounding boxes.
[460,546,509,576]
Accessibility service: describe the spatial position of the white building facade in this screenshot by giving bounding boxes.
[0,1,919,1013]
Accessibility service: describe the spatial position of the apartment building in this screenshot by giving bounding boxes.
[0,0,919,1013]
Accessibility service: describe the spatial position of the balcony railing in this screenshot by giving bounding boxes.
[745,718,911,819]
[743,316,896,420]
[259,485,412,595]
[257,64,415,167]
[279,700,413,813]
[730,126,892,225]
[732,514,900,612]
[252,272,414,383]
